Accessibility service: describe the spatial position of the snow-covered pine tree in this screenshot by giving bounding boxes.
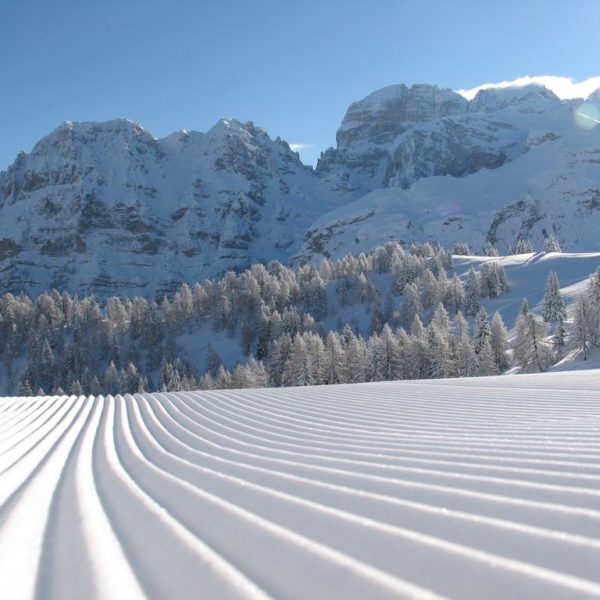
[431,303,450,337]
[514,306,551,372]
[400,283,422,329]
[19,379,33,396]
[479,262,508,299]
[587,267,600,346]
[103,361,120,395]
[282,334,311,386]
[543,272,567,324]
[426,324,451,379]
[473,307,491,354]
[477,337,499,376]
[369,298,385,336]
[69,380,83,396]
[544,235,562,253]
[484,242,499,257]
[322,331,344,385]
[408,315,428,379]
[490,312,509,371]
[379,324,402,381]
[553,317,567,357]
[267,334,292,387]
[446,275,465,315]
[514,239,533,254]
[464,268,480,316]
[199,373,215,390]
[419,269,439,309]
[214,365,232,389]
[453,331,478,377]
[572,294,593,360]
[452,243,470,256]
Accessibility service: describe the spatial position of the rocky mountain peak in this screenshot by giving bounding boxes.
[468,83,560,113]
[337,83,468,147]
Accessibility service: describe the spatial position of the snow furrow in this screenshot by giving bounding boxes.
[1,371,600,598]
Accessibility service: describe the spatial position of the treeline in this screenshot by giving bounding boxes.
[5,238,591,396]
[1,241,513,395]
[197,267,600,390]
[453,235,561,256]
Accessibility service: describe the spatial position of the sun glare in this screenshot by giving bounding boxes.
[574,102,600,130]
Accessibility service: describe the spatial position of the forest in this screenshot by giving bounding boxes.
[1,239,597,396]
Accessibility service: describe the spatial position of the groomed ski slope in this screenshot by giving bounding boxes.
[1,372,600,599]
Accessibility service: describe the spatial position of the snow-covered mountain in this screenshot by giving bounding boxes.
[302,82,600,261]
[1,79,600,298]
[0,118,333,297]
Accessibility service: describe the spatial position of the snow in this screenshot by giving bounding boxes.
[458,76,600,102]
[2,371,600,598]
[452,252,600,334]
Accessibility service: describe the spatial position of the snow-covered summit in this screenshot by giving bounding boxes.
[468,83,559,113]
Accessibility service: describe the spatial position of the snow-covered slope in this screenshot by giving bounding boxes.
[452,251,600,329]
[0,118,333,298]
[2,372,600,598]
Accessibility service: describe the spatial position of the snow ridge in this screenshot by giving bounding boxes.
[2,371,600,598]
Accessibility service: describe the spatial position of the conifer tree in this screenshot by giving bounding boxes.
[514,306,551,371]
[426,325,450,379]
[19,379,33,396]
[103,361,120,395]
[473,307,491,354]
[69,380,83,396]
[454,331,478,377]
[572,295,593,360]
[544,236,561,253]
[477,338,498,376]
[322,332,344,384]
[587,267,600,346]
[490,312,509,370]
[401,283,422,328]
[543,272,567,324]
[464,268,480,316]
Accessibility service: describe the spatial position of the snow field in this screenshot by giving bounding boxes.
[1,371,600,598]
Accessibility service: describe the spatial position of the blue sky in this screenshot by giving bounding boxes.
[1,0,599,168]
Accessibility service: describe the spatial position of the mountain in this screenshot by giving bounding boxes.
[0,118,333,298]
[1,79,600,298]
[301,83,600,261]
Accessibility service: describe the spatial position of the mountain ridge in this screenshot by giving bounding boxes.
[1,79,600,298]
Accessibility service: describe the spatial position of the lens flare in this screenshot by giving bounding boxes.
[574,102,600,130]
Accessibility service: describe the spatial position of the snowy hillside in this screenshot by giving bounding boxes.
[453,251,600,333]
[2,79,600,298]
[2,372,600,598]
[3,243,600,396]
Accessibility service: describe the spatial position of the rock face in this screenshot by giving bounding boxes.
[0,118,332,298]
[317,84,525,192]
[2,80,600,298]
